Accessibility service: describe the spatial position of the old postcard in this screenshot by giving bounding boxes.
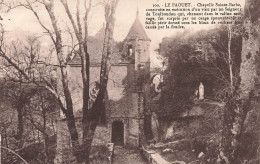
[0,0,259,163]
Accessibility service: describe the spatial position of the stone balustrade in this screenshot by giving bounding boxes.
[141,146,171,164]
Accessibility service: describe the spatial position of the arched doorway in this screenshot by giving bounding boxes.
[111,120,124,146]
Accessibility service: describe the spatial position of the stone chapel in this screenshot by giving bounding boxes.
[57,10,151,148]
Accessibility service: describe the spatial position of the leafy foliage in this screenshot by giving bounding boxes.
[159,25,242,115]
[244,0,260,23]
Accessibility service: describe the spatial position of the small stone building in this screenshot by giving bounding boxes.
[57,11,151,149]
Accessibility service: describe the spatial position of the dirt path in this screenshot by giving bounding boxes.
[113,146,148,164]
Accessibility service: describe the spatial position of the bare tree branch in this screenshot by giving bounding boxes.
[60,0,81,44]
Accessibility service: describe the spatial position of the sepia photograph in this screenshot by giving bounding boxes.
[0,0,259,163]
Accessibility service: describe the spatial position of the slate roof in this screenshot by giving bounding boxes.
[68,11,150,65]
[67,25,121,65]
[94,24,106,40]
[125,11,151,41]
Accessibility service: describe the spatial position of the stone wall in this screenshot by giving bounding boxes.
[92,126,111,146]
[151,101,224,142]
[56,62,146,147]
[67,64,128,115]
[66,64,131,146]
[142,147,171,164]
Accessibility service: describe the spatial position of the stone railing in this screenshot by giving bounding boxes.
[141,146,171,164]
[151,153,171,164]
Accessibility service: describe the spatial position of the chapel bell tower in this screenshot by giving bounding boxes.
[123,10,151,70]
[121,9,152,146]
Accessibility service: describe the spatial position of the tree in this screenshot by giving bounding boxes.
[0,35,58,163]
[158,17,255,163]
[0,37,42,147]
[159,26,242,116]
[218,0,260,163]
[24,89,57,163]
[0,0,119,163]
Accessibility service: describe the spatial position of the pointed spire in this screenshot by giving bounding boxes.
[136,0,139,18]
[136,8,139,18]
[124,9,151,41]
[94,23,106,40]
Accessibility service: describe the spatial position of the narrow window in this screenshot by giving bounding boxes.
[128,45,133,56]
